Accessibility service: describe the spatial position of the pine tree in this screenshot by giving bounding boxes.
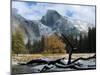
[26,39,32,53]
[12,29,27,55]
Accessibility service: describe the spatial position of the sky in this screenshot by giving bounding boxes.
[12,1,96,25]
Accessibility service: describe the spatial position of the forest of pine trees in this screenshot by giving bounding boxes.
[25,34,66,54]
[72,27,96,53]
[12,27,96,54]
[12,29,27,54]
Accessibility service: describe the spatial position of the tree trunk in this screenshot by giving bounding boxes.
[61,34,74,64]
[67,48,72,64]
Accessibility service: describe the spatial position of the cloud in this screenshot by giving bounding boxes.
[68,5,95,25]
[12,1,95,25]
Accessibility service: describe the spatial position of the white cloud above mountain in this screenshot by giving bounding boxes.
[12,1,95,25]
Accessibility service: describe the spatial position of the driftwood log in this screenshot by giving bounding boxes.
[40,54,96,72]
[19,58,65,65]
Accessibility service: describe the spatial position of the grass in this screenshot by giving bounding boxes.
[12,53,95,63]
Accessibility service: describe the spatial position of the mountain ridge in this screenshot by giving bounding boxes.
[12,9,93,44]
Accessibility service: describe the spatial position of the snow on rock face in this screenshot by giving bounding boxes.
[40,10,93,37]
[38,21,53,36]
[74,21,89,33]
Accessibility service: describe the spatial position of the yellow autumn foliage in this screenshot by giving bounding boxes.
[43,34,66,54]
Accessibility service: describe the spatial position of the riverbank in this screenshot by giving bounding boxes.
[12,53,95,65]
